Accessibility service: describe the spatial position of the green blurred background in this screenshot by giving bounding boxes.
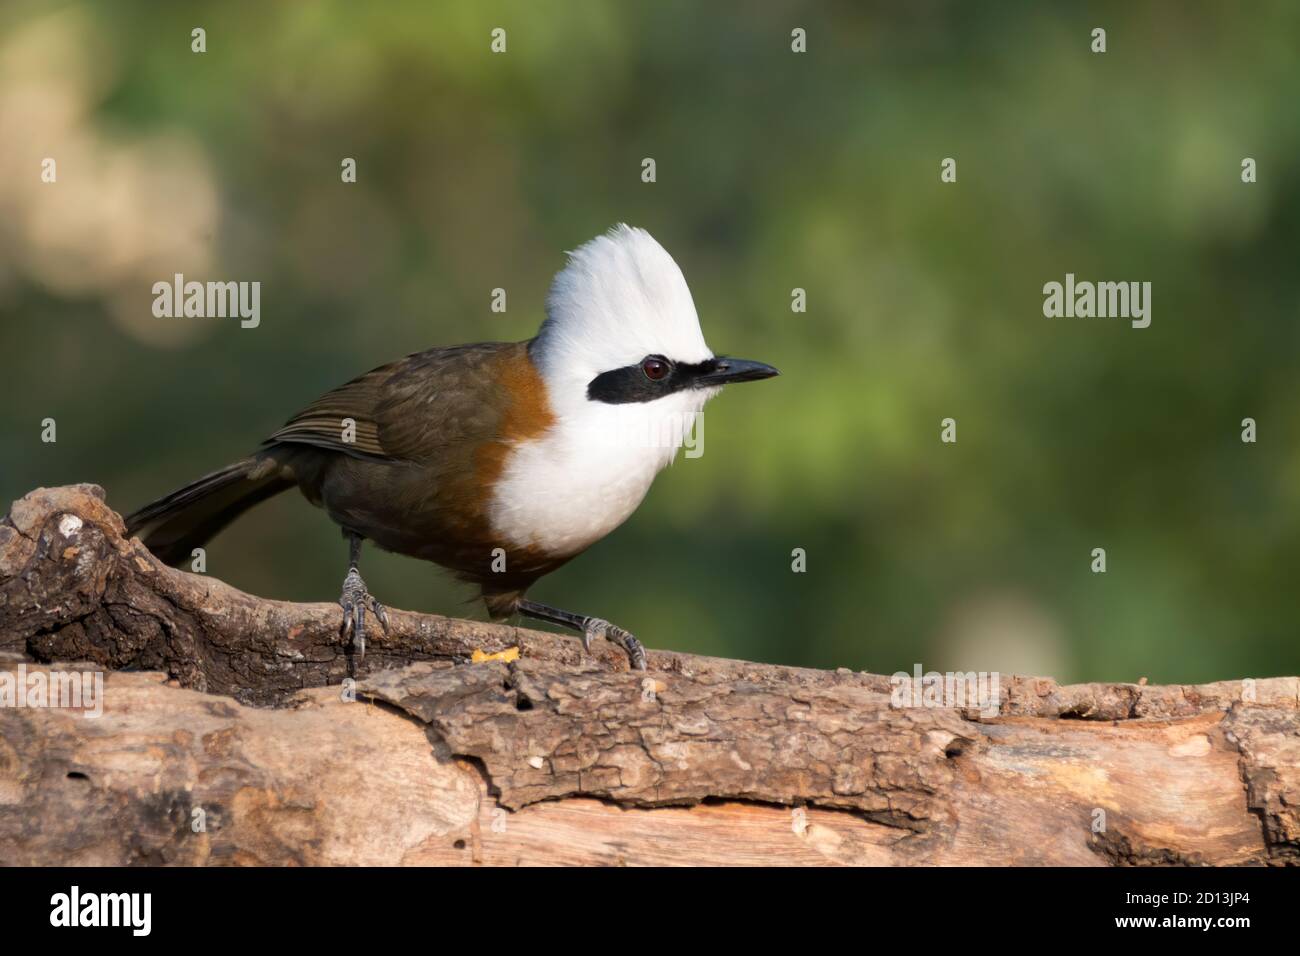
[3,1,1298,683]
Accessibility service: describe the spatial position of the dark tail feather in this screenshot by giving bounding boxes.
[125,458,294,566]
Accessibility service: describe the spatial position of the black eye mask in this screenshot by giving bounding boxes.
[587,356,720,404]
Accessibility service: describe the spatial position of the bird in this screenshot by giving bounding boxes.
[125,225,779,669]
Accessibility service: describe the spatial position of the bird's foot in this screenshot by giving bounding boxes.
[512,599,649,672]
[339,565,389,659]
[582,617,647,671]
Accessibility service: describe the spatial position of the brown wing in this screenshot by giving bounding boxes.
[264,342,516,463]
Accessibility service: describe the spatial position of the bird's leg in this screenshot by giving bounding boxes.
[339,531,388,659]
[515,599,647,670]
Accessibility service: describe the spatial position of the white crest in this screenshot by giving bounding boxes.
[532,224,713,397]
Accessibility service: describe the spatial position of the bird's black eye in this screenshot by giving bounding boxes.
[640,356,671,381]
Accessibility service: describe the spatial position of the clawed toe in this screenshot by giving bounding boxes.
[339,566,388,659]
[584,617,647,670]
[582,617,603,654]
[515,600,649,672]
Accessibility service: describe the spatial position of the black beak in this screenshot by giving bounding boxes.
[693,356,781,387]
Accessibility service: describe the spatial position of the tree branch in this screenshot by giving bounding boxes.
[1,484,1296,865]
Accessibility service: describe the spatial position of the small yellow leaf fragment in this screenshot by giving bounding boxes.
[471,646,520,664]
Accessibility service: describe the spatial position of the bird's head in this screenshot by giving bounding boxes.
[531,225,779,436]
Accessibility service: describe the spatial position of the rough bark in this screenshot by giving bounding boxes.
[1,484,1296,865]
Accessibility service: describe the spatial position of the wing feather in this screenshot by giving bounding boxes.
[264,342,515,463]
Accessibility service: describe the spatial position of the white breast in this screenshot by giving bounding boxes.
[486,390,707,557]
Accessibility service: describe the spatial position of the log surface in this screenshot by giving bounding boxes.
[1,484,1296,865]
